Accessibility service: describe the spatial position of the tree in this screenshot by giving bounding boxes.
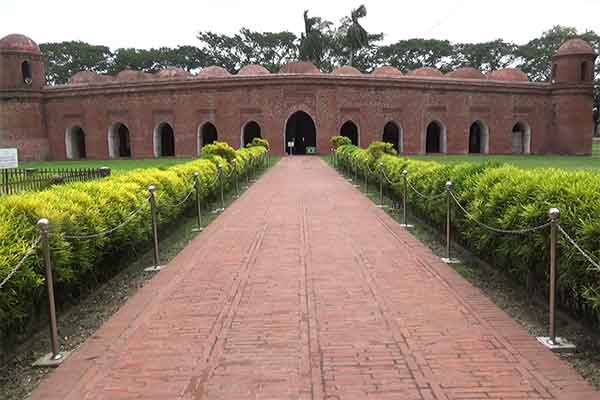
[376,39,454,72]
[299,10,334,69]
[339,5,383,67]
[40,41,112,84]
[453,39,517,73]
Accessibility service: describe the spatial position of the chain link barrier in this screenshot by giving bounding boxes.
[557,224,600,270]
[407,180,446,201]
[0,236,41,289]
[381,168,402,186]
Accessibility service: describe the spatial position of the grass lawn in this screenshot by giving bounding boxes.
[19,158,193,171]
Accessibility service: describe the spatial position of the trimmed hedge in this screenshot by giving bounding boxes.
[336,144,600,324]
[0,146,267,343]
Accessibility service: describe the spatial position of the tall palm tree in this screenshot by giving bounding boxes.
[300,10,329,67]
[346,5,369,66]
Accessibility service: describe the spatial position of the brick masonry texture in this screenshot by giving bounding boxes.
[31,157,600,400]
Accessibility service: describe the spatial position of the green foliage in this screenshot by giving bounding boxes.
[330,135,352,149]
[367,141,397,160]
[247,137,270,151]
[201,141,237,163]
[336,151,600,323]
[0,146,267,342]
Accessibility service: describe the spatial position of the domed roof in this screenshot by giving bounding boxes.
[487,68,529,82]
[279,61,321,74]
[371,66,403,77]
[69,71,113,84]
[446,67,485,80]
[197,66,231,78]
[332,65,362,76]
[238,64,271,76]
[407,67,443,78]
[116,69,152,81]
[0,34,41,55]
[155,67,190,79]
[556,38,596,56]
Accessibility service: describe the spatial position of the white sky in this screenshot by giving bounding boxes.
[1,0,599,49]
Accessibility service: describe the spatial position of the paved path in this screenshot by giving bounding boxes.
[32,157,598,400]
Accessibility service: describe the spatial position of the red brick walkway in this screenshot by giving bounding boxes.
[32,157,599,400]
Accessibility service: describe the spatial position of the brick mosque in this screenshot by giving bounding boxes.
[0,33,597,161]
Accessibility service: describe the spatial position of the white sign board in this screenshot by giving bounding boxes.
[0,148,18,169]
[287,141,295,148]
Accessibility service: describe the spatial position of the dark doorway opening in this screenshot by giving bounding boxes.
[156,122,175,157]
[242,121,261,147]
[469,122,482,153]
[383,122,400,153]
[200,122,218,149]
[285,111,317,155]
[67,126,87,159]
[340,121,359,146]
[426,121,442,153]
[117,124,131,157]
[109,123,131,158]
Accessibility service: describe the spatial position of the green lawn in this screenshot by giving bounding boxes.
[19,158,193,172]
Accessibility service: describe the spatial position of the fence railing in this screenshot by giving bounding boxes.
[0,167,111,196]
[0,151,269,367]
[333,148,598,354]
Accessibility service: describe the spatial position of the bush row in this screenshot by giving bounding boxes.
[0,142,268,343]
[335,143,600,324]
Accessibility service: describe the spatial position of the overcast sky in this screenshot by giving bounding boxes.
[2,0,599,49]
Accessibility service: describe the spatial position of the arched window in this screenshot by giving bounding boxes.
[65,126,87,159]
[21,61,32,85]
[108,123,131,158]
[511,122,531,154]
[580,61,588,81]
[382,121,402,153]
[340,121,359,146]
[551,64,557,81]
[242,121,261,147]
[154,122,175,157]
[468,121,489,154]
[425,121,446,153]
[198,122,218,155]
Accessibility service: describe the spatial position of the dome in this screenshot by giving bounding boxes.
[197,66,231,78]
[332,66,362,76]
[487,68,529,82]
[371,66,403,78]
[155,67,190,79]
[279,61,321,74]
[238,64,270,76]
[556,39,596,56]
[446,67,485,80]
[116,69,152,81]
[69,71,112,85]
[0,34,41,55]
[407,67,443,78]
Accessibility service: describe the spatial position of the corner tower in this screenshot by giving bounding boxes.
[550,38,598,154]
[0,34,49,161]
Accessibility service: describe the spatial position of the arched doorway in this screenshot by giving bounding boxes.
[468,120,489,154]
[154,122,175,157]
[425,121,445,153]
[340,121,359,146]
[198,122,218,154]
[285,111,317,155]
[383,121,401,153]
[242,121,261,147]
[512,122,531,154]
[108,122,131,158]
[65,126,87,159]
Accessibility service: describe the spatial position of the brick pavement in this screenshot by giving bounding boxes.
[31,157,599,400]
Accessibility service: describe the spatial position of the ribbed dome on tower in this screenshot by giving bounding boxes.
[0,34,41,55]
[556,39,596,56]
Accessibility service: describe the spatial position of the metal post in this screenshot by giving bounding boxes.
[192,172,203,232]
[537,208,575,352]
[145,185,164,271]
[364,164,368,192]
[219,164,225,210]
[233,160,240,198]
[442,181,459,264]
[32,218,68,368]
[400,170,414,228]
[377,162,386,208]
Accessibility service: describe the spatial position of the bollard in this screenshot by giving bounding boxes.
[213,164,225,213]
[192,172,203,233]
[364,165,368,192]
[377,162,386,208]
[536,208,575,352]
[32,218,69,368]
[352,159,360,188]
[441,181,459,264]
[400,170,414,228]
[331,148,335,168]
[233,160,240,198]
[145,185,164,271]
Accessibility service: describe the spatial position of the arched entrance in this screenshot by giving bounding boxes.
[154,122,175,157]
[198,122,218,154]
[512,122,531,154]
[242,121,261,147]
[65,126,87,159]
[340,121,359,146]
[108,122,131,158]
[425,121,445,153]
[468,120,489,154]
[285,111,317,155]
[383,121,401,153]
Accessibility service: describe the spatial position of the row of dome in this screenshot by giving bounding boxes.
[69,63,531,85]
